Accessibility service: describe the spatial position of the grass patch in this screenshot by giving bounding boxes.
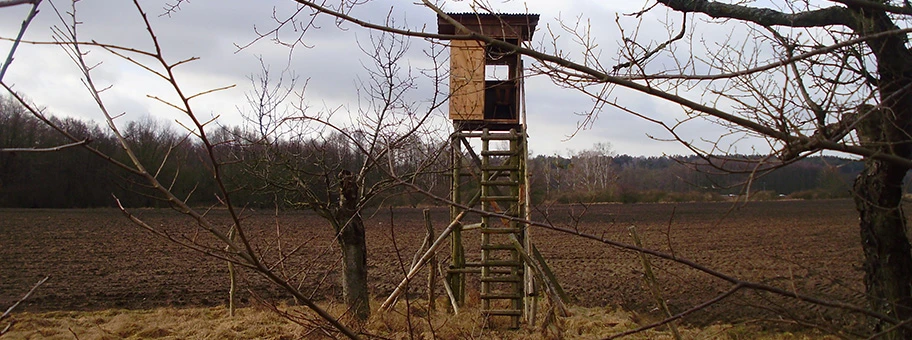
[2,300,845,339]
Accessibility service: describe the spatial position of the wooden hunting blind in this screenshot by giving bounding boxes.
[431,13,565,329]
[440,13,539,128]
[380,15,563,324]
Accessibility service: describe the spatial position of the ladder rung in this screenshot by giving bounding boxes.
[482,165,519,171]
[443,173,478,177]
[481,196,519,202]
[464,261,522,275]
[451,267,515,275]
[481,172,513,177]
[481,260,522,267]
[447,268,481,274]
[461,223,484,230]
[481,150,518,156]
[459,131,518,139]
[480,133,520,141]
[480,293,524,300]
[481,275,523,282]
[481,244,515,250]
[481,227,522,234]
[484,309,523,316]
[481,181,520,186]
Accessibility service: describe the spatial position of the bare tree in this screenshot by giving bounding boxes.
[567,142,616,193]
[282,0,912,337]
[235,27,447,321]
[0,1,366,338]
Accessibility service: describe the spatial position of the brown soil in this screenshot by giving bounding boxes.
[0,199,867,331]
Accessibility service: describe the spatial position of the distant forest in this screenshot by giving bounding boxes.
[529,151,865,204]
[0,96,877,208]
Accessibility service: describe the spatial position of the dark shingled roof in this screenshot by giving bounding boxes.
[437,13,540,41]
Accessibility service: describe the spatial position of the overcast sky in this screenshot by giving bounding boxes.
[0,0,772,157]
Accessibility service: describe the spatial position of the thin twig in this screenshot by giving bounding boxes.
[0,0,39,8]
[0,275,49,336]
[606,283,745,339]
[1,276,48,320]
[0,139,90,153]
[0,0,41,82]
[437,263,459,314]
[629,226,681,340]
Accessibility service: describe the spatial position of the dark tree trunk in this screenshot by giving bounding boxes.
[854,160,912,338]
[336,170,370,321]
[851,6,912,336]
[854,104,912,338]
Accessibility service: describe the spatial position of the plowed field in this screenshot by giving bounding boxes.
[0,199,867,330]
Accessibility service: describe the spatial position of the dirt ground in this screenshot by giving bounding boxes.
[0,199,868,331]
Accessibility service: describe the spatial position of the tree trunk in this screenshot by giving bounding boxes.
[853,106,912,338]
[851,5,912,334]
[336,170,370,321]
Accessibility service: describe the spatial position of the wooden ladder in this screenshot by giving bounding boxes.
[478,127,525,328]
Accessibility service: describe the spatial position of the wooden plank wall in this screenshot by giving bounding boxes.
[449,40,485,120]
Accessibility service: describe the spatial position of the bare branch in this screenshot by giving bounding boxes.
[0,84,141,175]
[628,27,912,81]
[0,37,159,58]
[0,276,48,336]
[656,0,854,28]
[186,84,237,101]
[0,0,38,8]
[0,138,90,153]
[290,0,474,41]
[0,0,41,82]
[606,283,745,339]
[830,0,912,15]
[613,12,687,71]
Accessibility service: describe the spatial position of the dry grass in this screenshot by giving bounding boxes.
[1,306,307,339]
[1,300,845,339]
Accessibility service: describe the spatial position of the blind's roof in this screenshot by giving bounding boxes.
[437,13,540,41]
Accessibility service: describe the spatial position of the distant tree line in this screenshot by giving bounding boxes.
[0,95,219,208]
[0,95,450,208]
[529,146,866,204]
[0,95,872,208]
